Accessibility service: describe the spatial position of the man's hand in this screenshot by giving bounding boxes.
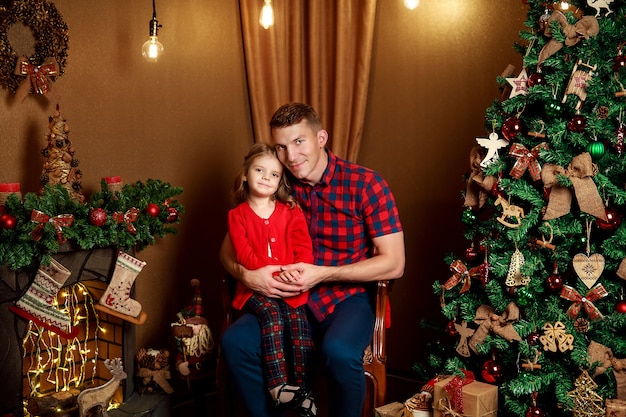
[240,264,303,298]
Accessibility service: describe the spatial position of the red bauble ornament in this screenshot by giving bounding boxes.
[527,72,545,86]
[527,331,541,346]
[146,203,161,217]
[502,117,525,141]
[567,114,587,132]
[546,273,564,293]
[613,54,626,72]
[526,406,546,417]
[465,246,479,262]
[88,208,108,227]
[166,207,179,223]
[481,358,503,383]
[446,321,458,336]
[0,213,16,229]
[615,300,626,314]
[596,207,622,231]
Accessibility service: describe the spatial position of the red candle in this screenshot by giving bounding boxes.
[103,176,123,193]
[0,183,21,205]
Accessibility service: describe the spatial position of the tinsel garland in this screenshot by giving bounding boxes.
[0,0,69,93]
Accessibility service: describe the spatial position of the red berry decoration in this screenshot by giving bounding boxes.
[146,203,161,217]
[567,114,587,132]
[481,358,503,383]
[527,331,541,346]
[615,300,626,314]
[502,117,525,141]
[166,207,179,223]
[446,321,458,336]
[88,208,108,226]
[0,213,17,229]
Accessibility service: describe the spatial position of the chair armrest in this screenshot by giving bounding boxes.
[371,280,389,363]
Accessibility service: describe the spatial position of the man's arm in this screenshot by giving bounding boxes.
[283,231,405,291]
[219,233,303,298]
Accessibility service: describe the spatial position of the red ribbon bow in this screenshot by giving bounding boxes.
[30,210,74,243]
[509,142,549,181]
[560,284,608,321]
[113,207,140,234]
[15,56,59,95]
[444,370,475,413]
[443,260,489,293]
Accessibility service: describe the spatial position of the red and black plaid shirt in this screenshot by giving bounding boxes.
[290,150,403,322]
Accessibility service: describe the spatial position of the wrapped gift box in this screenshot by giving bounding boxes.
[375,402,404,417]
[607,399,626,417]
[433,376,497,417]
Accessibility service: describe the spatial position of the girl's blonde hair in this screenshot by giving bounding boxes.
[232,143,295,207]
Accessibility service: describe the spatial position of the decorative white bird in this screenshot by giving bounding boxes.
[476,133,509,167]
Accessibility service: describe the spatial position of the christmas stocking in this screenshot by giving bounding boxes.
[96,251,147,324]
[10,258,78,338]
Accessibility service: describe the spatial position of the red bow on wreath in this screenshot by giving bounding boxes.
[113,207,140,234]
[30,210,74,243]
[14,56,59,101]
[560,284,608,321]
[442,259,489,293]
[509,142,549,181]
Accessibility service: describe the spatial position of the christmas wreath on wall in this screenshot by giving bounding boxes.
[0,0,69,93]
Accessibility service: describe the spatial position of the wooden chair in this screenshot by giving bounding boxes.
[217,276,389,417]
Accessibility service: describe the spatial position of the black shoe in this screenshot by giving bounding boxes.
[275,384,308,409]
[298,394,317,417]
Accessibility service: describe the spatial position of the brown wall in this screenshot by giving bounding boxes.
[0,1,526,378]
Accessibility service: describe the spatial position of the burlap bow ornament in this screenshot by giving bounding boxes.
[469,302,522,353]
[30,209,74,243]
[464,146,498,209]
[14,56,59,101]
[588,341,626,400]
[560,284,608,321]
[509,142,549,181]
[541,152,607,221]
[537,10,599,66]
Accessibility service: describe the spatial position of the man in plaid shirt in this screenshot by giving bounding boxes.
[221,103,405,417]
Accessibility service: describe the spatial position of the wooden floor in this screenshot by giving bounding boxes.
[106,372,422,417]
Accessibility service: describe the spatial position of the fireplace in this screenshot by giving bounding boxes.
[0,244,136,417]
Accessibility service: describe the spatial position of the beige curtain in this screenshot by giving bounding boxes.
[239,0,376,161]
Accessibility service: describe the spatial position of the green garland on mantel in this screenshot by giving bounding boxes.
[0,180,184,271]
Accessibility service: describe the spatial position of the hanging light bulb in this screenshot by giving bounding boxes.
[403,0,419,10]
[259,0,275,29]
[141,0,164,62]
[559,1,569,10]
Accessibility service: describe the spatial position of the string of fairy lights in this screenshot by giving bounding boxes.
[21,282,105,396]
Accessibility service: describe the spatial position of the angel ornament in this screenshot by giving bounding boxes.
[476,132,509,167]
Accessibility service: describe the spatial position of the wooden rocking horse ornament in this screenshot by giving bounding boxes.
[494,195,525,228]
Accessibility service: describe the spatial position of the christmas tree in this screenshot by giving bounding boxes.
[422,1,626,416]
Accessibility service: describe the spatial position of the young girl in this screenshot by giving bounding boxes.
[227,143,317,416]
